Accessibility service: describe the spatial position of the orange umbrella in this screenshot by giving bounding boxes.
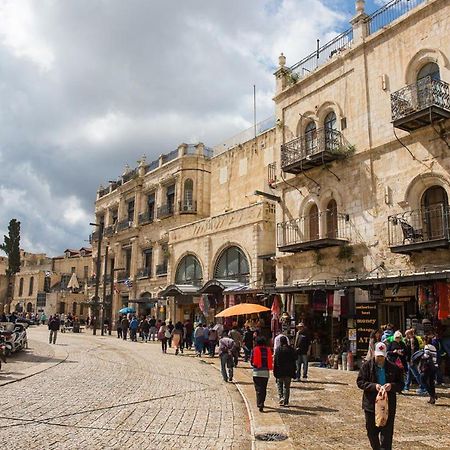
[215,303,270,318]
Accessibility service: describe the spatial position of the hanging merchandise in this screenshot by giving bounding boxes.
[437,283,450,320]
[417,286,427,314]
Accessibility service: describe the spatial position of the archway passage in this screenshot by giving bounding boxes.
[421,186,448,240]
[214,246,250,284]
[175,255,203,286]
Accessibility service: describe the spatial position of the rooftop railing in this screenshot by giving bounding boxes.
[161,149,179,165]
[366,0,426,35]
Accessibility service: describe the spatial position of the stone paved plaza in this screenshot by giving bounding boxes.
[1,328,449,449]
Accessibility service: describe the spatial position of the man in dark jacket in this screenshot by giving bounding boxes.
[48,314,61,344]
[274,335,296,406]
[294,323,311,381]
[357,342,403,450]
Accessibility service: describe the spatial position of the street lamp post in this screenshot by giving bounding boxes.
[90,221,104,336]
[100,244,109,336]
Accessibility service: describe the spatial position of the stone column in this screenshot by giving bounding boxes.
[351,0,369,44]
[274,53,289,95]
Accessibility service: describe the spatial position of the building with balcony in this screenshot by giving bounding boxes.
[272,0,450,355]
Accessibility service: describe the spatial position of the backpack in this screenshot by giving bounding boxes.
[416,335,425,350]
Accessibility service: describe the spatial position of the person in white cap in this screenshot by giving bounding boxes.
[357,342,403,450]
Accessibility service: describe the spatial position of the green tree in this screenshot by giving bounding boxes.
[0,219,21,313]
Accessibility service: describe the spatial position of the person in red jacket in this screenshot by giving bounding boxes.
[251,336,273,412]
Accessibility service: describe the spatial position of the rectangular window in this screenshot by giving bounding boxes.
[71,266,76,274]
[144,249,153,275]
[166,185,175,211]
[37,293,46,307]
[127,199,135,222]
[124,248,132,276]
[147,193,155,220]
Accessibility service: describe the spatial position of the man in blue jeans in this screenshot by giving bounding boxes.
[218,331,235,382]
[294,323,311,381]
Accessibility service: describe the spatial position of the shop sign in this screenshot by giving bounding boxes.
[294,294,309,305]
[369,288,384,302]
[384,286,416,299]
[355,302,378,358]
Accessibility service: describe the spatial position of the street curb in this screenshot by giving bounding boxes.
[0,339,68,386]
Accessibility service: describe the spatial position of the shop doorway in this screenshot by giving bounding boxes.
[379,303,404,331]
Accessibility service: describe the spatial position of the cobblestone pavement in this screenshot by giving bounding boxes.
[0,328,250,450]
[262,367,450,450]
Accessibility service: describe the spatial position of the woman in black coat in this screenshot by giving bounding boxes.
[273,335,296,406]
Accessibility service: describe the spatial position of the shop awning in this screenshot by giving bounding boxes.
[198,279,243,294]
[159,284,200,297]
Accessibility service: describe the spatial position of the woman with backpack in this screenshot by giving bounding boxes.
[273,335,296,406]
[158,321,170,353]
[250,336,273,412]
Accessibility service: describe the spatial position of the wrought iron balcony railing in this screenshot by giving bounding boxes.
[138,211,154,225]
[388,204,450,254]
[116,219,133,232]
[136,267,151,278]
[104,225,116,237]
[281,128,351,173]
[157,204,174,219]
[277,212,350,252]
[156,263,168,276]
[179,200,197,214]
[391,77,450,131]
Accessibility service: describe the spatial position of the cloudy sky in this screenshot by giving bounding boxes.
[0,0,387,256]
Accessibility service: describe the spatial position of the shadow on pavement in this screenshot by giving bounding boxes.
[306,379,349,386]
[290,385,324,391]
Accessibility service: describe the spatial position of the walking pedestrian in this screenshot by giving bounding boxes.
[404,328,427,393]
[294,323,311,381]
[243,326,253,362]
[251,336,273,412]
[218,331,235,382]
[230,326,243,367]
[419,338,438,404]
[158,321,169,353]
[140,317,150,342]
[202,324,209,354]
[357,342,403,450]
[149,316,157,341]
[116,315,123,339]
[172,322,184,355]
[208,324,218,357]
[194,323,205,357]
[129,316,139,342]
[167,320,174,347]
[273,335,296,406]
[184,319,193,349]
[121,316,130,341]
[366,329,382,361]
[387,331,407,372]
[48,314,61,344]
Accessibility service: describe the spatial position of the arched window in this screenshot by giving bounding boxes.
[421,186,448,240]
[183,179,194,210]
[324,112,338,151]
[326,199,338,239]
[19,278,24,297]
[29,277,34,296]
[417,62,440,82]
[175,255,203,285]
[308,204,320,241]
[214,246,250,283]
[305,122,317,155]
[26,302,33,313]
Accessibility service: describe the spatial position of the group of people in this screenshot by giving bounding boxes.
[366,323,442,404]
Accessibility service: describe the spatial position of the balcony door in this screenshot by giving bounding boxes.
[304,122,317,156]
[324,112,337,151]
[421,186,448,240]
[326,199,338,238]
[308,204,320,241]
[417,62,441,109]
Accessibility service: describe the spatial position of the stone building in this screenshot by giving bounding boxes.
[11,248,93,317]
[90,144,213,320]
[272,0,450,357]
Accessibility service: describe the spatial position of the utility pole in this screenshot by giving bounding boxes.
[91,222,103,335]
[101,245,109,336]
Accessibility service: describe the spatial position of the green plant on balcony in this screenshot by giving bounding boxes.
[330,143,356,158]
[337,244,354,261]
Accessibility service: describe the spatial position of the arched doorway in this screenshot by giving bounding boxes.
[417,62,440,82]
[175,255,203,286]
[214,246,250,284]
[308,204,320,241]
[421,186,448,240]
[326,199,338,238]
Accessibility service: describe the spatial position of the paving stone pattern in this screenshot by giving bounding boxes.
[0,328,250,450]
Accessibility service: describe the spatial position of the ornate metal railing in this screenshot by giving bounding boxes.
[391,77,450,122]
[161,149,179,164]
[388,205,450,247]
[157,204,175,219]
[179,200,197,214]
[138,211,154,225]
[156,263,168,276]
[277,212,350,248]
[367,0,425,35]
[290,29,353,78]
[116,219,132,232]
[281,128,347,170]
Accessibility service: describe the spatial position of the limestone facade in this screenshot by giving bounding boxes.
[273,0,450,285]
